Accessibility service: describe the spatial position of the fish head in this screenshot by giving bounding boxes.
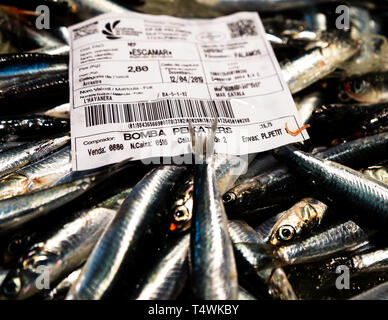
[1,245,57,300]
[170,199,193,233]
[269,198,327,245]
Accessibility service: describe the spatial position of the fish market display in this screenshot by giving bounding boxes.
[0,0,386,302]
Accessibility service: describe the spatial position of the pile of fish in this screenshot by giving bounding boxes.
[0,0,387,300]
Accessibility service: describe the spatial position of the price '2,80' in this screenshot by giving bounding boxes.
[128,65,149,73]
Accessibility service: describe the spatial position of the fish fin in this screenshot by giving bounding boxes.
[189,118,218,164]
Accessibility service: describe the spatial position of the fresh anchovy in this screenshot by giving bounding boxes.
[339,72,388,104]
[0,71,69,114]
[0,135,69,178]
[0,116,69,137]
[224,133,388,215]
[190,123,238,300]
[350,281,388,300]
[0,146,71,200]
[281,32,359,94]
[45,268,82,300]
[273,146,388,224]
[133,234,189,300]
[196,0,344,12]
[66,165,186,300]
[40,103,70,119]
[0,53,68,80]
[0,161,130,235]
[228,220,296,300]
[268,198,328,246]
[235,220,369,270]
[0,189,132,299]
[362,164,388,184]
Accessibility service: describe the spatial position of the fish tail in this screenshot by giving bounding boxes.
[189,118,218,164]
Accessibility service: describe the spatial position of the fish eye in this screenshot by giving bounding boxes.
[222,192,236,203]
[351,80,367,94]
[277,225,296,241]
[2,276,22,297]
[174,206,190,222]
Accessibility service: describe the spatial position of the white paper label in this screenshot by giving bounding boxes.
[69,11,308,171]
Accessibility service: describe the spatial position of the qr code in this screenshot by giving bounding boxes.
[227,19,258,38]
[73,21,98,40]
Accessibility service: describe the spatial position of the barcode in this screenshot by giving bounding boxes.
[84,99,235,127]
[227,19,258,38]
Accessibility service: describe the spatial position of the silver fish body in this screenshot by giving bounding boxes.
[0,135,69,178]
[273,146,388,225]
[190,156,238,299]
[276,221,369,266]
[0,164,121,234]
[190,124,238,300]
[0,207,116,299]
[66,165,186,300]
[134,234,190,300]
[224,133,388,215]
[281,32,359,94]
[236,220,369,270]
[0,146,71,200]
